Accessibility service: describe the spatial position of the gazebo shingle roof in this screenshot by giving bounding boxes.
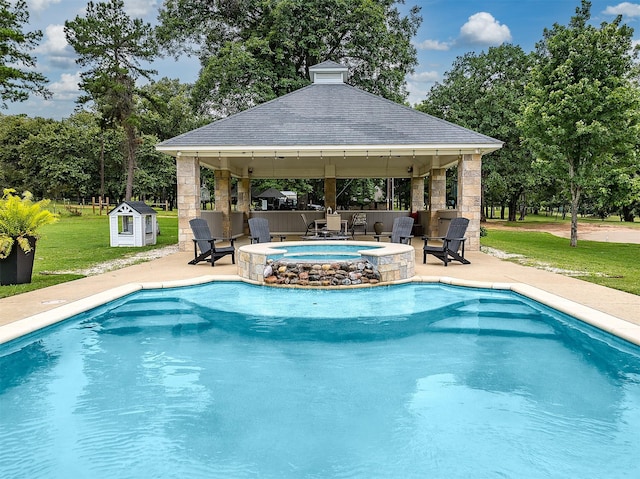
[158,82,501,149]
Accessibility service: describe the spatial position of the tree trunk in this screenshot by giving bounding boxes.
[508,197,517,222]
[621,205,635,222]
[569,181,581,247]
[124,122,138,201]
[100,130,105,198]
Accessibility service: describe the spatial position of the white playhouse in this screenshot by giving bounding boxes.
[108,201,158,247]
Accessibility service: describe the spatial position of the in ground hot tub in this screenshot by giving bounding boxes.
[267,243,385,263]
[238,240,415,287]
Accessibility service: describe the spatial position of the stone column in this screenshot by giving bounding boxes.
[410,176,425,213]
[427,168,447,238]
[323,164,337,211]
[176,153,201,251]
[237,175,251,234]
[457,154,482,251]
[214,169,232,238]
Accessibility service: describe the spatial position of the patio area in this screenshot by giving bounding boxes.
[2,235,640,347]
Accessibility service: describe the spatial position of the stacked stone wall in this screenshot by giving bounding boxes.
[264,260,381,286]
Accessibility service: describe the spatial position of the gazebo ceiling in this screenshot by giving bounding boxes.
[174,146,492,179]
[157,61,502,179]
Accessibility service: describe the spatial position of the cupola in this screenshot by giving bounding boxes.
[309,60,348,84]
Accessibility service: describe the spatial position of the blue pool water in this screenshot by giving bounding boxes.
[268,243,383,262]
[1,282,639,478]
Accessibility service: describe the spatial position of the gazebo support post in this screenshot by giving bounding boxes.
[214,169,232,239]
[410,174,424,213]
[427,168,447,238]
[176,153,201,251]
[324,167,337,211]
[237,175,251,235]
[457,154,482,251]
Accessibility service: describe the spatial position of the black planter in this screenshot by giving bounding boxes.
[0,236,37,285]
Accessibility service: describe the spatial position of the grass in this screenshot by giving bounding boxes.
[0,208,178,299]
[481,228,640,296]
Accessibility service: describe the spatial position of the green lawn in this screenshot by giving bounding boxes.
[481,228,640,296]
[0,209,178,298]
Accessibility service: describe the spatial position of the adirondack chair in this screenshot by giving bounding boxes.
[188,218,235,266]
[373,216,414,244]
[423,217,470,266]
[248,217,286,243]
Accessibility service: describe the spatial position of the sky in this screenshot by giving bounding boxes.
[5,0,640,119]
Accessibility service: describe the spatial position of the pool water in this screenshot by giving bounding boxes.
[1,282,639,478]
[267,243,383,263]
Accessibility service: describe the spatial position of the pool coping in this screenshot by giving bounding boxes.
[2,274,640,348]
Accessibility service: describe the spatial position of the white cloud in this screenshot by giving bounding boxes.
[49,72,81,101]
[406,71,440,106]
[415,39,451,51]
[459,12,512,46]
[409,71,440,83]
[35,24,76,69]
[27,0,61,13]
[603,2,640,16]
[124,0,157,17]
[37,24,69,55]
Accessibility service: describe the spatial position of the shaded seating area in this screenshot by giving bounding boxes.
[188,218,235,267]
[374,216,414,244]
[248,217,286,243]
[423,217,470,266]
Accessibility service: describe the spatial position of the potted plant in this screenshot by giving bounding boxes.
[0,189,58,285]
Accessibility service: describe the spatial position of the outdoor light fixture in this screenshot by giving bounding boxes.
[248,168,253,174]
[407,166,413,173]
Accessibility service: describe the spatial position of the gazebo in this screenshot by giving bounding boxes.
[157,61,502,251]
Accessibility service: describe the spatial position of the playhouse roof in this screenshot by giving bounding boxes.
[109,201,157,216]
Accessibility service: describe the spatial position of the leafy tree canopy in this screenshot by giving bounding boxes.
[65,0,159,200]
[520,0,640,245]
[65,0,157,122]
[0,0,50,107]
[157,0,422,116]
[418,44,534,221]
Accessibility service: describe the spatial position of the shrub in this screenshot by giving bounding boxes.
[0,189,58,259]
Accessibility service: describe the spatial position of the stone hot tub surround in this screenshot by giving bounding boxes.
[238,240,415,287]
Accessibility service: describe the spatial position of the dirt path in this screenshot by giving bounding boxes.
[486,220,640,244]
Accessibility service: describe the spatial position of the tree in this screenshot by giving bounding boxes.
[520,0,640,246]
[0,0,50,108]
[17,113,101,201]
[134,134,178,205]
[418,44,534,221]
[157,0,421,116]
[65,0,158,200]
[136,78,206,140]
[0,114,54,194]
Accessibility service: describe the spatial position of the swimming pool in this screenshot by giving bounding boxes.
[1,282,639,478]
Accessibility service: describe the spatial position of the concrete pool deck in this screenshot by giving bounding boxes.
[1,235,640,345]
